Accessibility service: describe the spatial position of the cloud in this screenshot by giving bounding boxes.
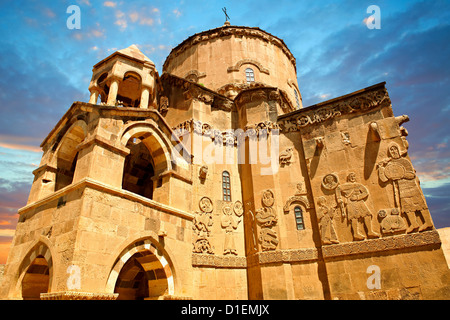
[115,19,127,30]
[0,142,41,153]
[0,229,15,238]
[173,9,182,18]
[42,8,56,18]
[103,1,116,8]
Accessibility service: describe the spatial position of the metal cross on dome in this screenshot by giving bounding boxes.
[222,7,230,22]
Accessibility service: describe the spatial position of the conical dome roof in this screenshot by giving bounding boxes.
[93,44,155,69]
[117,44,154,65]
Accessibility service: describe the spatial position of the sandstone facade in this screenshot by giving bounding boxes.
[0,23,448,300]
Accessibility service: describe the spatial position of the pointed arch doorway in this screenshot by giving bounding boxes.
[108,239,175,300]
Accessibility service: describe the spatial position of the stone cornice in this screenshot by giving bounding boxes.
[161,73,234,111]
[76,134,130,156]
[278,82,390,132]
[163,25,296,72]
[18,177,195,221]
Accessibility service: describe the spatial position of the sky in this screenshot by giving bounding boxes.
[0,0,449,264]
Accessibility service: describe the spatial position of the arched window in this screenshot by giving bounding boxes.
[245,68,255,83]
[122,140,155,200]
[294,89,300,109]
[222,171,231,202]
[294,206,305,230]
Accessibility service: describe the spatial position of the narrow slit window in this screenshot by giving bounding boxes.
[294,206,305,230]
[222,171,231,202]
[245,68,255,83]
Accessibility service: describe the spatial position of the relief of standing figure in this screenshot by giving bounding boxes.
[377,143,433,233]
[336,172,380,241]
[316,196,339,245]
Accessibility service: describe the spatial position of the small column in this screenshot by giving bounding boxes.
[89,88,99,104]
[107,77,120,106]
[139,86,151,109]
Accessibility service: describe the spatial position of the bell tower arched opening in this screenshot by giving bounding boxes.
[54,122,86,191]
[122,139,155,199]
[117,72,142,108]
[21,255,49,300]
[114,250,169,300]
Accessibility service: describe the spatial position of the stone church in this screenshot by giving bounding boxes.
[0,22,449,300]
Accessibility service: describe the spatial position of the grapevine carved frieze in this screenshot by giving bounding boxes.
[280,88,391,132]
[172,119,281,145]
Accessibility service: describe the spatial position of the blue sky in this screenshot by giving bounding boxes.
[0,0,449,262]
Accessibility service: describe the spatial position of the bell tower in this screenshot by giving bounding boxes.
[88,44,157,109]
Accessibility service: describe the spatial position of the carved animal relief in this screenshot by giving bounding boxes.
[256,190,279,251]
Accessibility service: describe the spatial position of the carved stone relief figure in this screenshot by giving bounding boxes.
[323,173,380,241]
[378,208,406,234]
[220,205,241,255]
[199,165,208,180]
[159,96,169,115]
[377,143,433,233]
[337,172,380,241]
[255,190,279,251]
[245,201,258,254]
[192,197,214,254]
[279,147,293,165]
[316,196,339,245]
[233,200,244,217]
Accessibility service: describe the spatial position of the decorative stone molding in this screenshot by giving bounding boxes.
[192,254,247,268]
[163,25,296,71]
[247,248,319,267]
[40,291,118,300]
[172,119,281,146]
[184,70,206,82]
[322,229,441,259]
[279,85,391,132]
[283,195,311,214]
[161,73,233,110]
[227,59,270,75]
[244,121,280,138]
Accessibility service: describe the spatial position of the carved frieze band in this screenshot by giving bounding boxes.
[247,248,319,267]
[280,88,391,132]
[172,119,280,145]
[192,253,247,268]
[322,230,441,259]
[40,291,118,300]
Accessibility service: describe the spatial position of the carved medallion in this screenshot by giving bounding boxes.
[199,196,213,213]
[233,200,244,217]
[261,189,274,207]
